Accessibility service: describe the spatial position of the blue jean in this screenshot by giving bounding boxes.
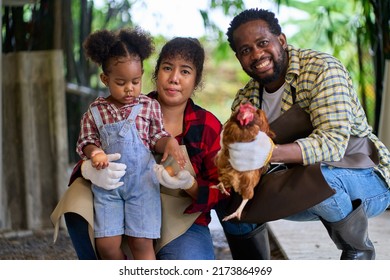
[90,104,161,239]
[286,165,390,222]
[64,213,97,260]
[65,213,215,260]
[156,224,215,260]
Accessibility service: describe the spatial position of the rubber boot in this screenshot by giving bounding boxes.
[321,199,375,260]
[224,223,271,260]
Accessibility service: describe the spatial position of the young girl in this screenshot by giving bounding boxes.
[77,27,185,260]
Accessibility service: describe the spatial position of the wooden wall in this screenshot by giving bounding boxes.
[1,50,69,230]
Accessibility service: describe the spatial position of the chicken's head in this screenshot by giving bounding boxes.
[237,103,256,126]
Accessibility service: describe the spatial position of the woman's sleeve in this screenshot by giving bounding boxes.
[184,113,228,214]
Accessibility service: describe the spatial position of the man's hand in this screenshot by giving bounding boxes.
[81,153,126,190]
[154,164,194,190]
[228,131,274,172]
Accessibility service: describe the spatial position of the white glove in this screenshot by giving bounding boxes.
[81,153,127,190]
[228,131,274,172]
[153,164,195,190]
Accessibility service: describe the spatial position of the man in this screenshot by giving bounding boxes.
[225,8,390,260]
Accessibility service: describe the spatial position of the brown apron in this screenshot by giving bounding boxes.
[226,104,379,223]
[155,187,200,253]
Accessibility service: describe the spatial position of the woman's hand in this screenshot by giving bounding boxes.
[160,137,187,168]
[153,164,194,190]
[228,131,274,171]
[81,153,126,190]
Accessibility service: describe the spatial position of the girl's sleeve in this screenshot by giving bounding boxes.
[148,99,170,150]
[76,108,101,159]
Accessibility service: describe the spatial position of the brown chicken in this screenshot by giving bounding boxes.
[214,102,275,221]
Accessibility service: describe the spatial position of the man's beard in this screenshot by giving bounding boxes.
[246,50,287,85]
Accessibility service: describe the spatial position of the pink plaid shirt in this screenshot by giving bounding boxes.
[76,95,170,159]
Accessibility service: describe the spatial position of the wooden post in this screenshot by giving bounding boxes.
[0,0,4,229]
[2,50,69,230]
[378,60,390,147]
[54,0,62,49]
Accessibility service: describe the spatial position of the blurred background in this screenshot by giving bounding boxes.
[1,0,389,233]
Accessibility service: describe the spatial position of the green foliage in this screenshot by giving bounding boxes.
[71,0,138,88]
[68,0,382,125]
[91,0,134,30]
[2,0,56,52]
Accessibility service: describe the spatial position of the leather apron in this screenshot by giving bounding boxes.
[226,95,379,224]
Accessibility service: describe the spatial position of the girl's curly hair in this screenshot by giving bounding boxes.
[83,26,154,73]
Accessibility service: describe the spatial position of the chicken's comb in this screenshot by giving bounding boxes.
[239,102,255,112]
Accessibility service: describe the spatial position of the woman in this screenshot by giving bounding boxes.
[51,37,269,260]
[147,37,225,259]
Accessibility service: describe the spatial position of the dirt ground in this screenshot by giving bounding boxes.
[0,229,77,260]
[0,228,285,260]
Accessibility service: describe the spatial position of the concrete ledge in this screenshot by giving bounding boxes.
[268,210,390,260]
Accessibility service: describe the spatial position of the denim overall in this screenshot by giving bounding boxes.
[90,104,161,239]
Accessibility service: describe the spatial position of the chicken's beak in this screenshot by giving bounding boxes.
[239,112,253,126]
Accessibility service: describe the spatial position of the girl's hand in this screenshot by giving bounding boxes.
[91,151,109,169]
[81,153,126,190]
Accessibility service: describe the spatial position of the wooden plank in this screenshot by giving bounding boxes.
[3,0,36,6]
